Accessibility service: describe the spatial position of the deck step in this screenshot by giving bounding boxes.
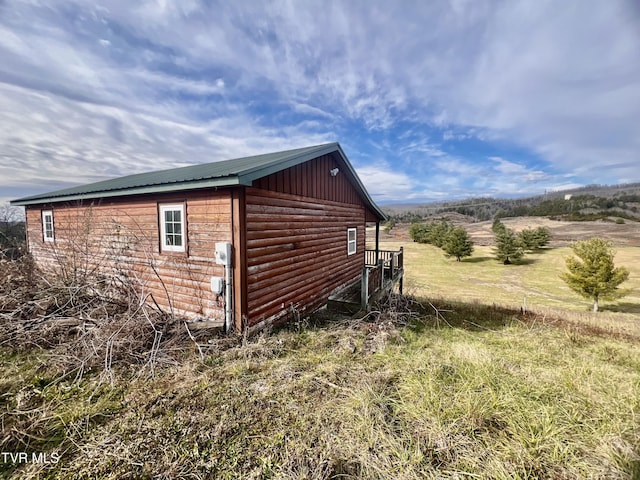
[327,280,362,314]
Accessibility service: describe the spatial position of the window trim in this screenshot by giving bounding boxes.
[42,210,54,242]
[159,203,186,253]
[347,227,357,255]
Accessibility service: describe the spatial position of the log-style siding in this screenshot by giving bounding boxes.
[22,150,382,332]
[25,190,232,322]
[245,187,366,328]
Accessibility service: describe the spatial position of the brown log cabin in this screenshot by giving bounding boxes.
[11,143,403,333]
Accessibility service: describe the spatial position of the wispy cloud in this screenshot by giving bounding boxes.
[1,0,638,205]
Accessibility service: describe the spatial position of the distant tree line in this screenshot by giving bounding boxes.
[385,192,640,224]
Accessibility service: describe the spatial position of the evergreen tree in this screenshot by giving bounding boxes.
[409,220,453,246]
[383,219,395,234]
[518,228,538,251]
[429,220,453,248]
[560,238,630,312]
[443,226,474,261]
[494,228,524,264]
[409,223,430,243]
[517,226,552,252]
[534,226,551,248]
[492,218,507,235]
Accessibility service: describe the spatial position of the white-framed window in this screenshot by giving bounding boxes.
[159,204,186,252]
[42,210,54,242]
[347,227,357,255]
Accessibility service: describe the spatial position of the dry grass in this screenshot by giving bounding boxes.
[2,224,640,479]
[1,293,639,479]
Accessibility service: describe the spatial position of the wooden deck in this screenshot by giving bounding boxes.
[328,248,404,314]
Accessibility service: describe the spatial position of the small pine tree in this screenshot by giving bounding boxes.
[443,226,474,261]
[429,220,453,248]
[409,220,453,247]
[517,226,551,251]
[383,219,395,234]
[518,228,538,251]
[492,218,507,235]
[533,226,551,248]
[494,228,524,264]
[560,238,630,312]
[409,223,431,243]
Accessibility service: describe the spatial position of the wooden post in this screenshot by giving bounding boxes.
[375,222,380,263]
[361,266,369,309]
[390,253,395,280]
[378,259,384,290]
[399,246,404,294]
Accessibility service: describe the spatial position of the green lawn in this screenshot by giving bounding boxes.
[380,241,640,318]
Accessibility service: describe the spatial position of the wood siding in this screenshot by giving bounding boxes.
[244,187,366,328]
[22,151,382,332]
[25,190,232,322]
[252,153,366,207]
[245,153,377,328]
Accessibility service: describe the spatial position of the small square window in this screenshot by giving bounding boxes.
[160,204,186,252]
[42,210,54,242]
[347,227,357,255]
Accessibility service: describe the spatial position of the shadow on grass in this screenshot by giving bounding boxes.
[298,296,527,336]
[602,302,640,314]
[512,258,538,266]
[409,298,526,333]
[461,257,539,266]
[462,256,494,264]
[281,295,638,345]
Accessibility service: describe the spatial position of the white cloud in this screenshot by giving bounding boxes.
[0,81,331,193]
[488,157,549,183]
[0,0,638,203]
[355,164,418,202]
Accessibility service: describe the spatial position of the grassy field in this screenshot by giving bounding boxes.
[1,302,639,479]
[379,239,640,320]
[2,227,640,479]
[0,304,640,479]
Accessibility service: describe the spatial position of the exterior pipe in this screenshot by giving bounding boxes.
[225,264,233,332]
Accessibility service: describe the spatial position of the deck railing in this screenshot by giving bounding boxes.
[361,248,404,308]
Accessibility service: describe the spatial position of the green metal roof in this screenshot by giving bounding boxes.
[11,142,386,220]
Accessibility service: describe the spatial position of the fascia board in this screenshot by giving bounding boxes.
[10,177,242,206]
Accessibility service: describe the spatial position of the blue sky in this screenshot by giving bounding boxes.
[1,0,639,208]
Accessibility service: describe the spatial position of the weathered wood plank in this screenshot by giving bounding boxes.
[245,186,366,326]
[248,252,360,294]
[24,190,232,321]
[247,189,364,211]
[246,242,344,267]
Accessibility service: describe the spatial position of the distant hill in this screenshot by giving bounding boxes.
[383,183,640,223]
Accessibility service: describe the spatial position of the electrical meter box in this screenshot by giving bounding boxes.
[210,276,224,294]
[215,242,232,266]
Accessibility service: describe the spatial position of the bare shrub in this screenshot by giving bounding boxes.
[0,206,224,381]
[0,203,25,259]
